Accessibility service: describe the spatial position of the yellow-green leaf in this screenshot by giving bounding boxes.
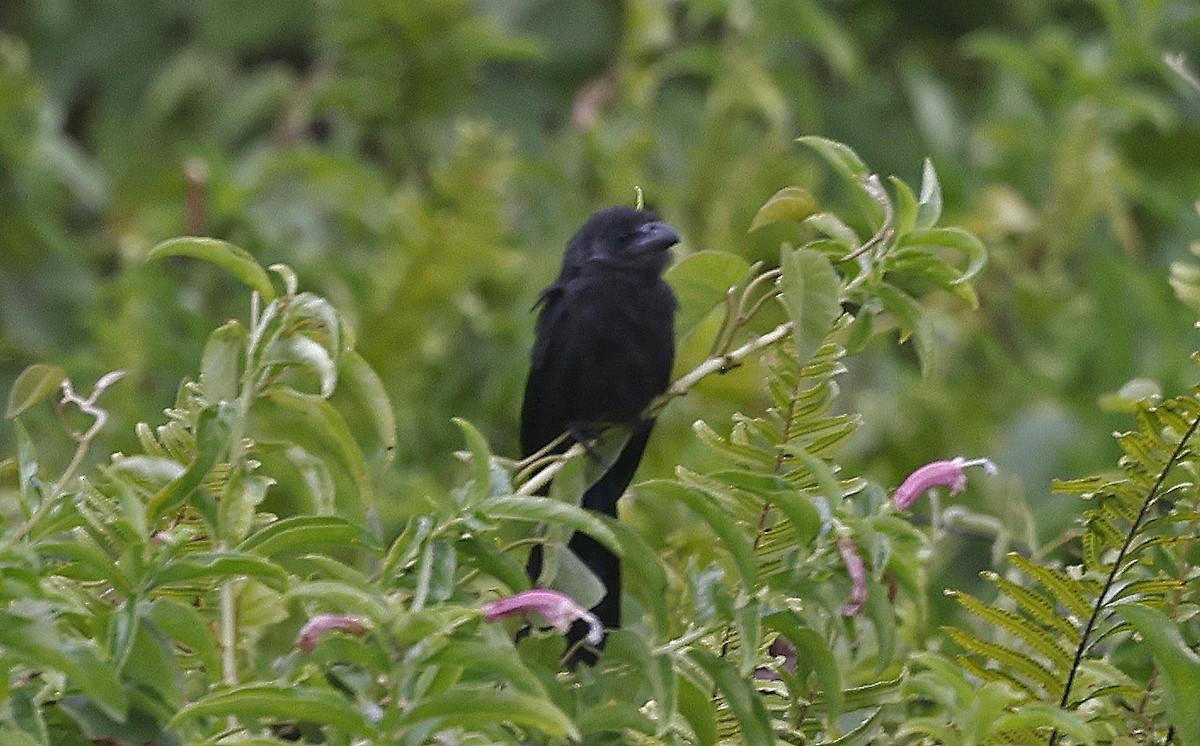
[6,364,65,419]
[147,237,275,300]
[749,186,818,231]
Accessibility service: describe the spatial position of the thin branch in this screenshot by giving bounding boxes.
[663,319,793,405]
[516,319,795,495]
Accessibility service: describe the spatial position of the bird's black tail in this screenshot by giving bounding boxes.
[526,420,655,666]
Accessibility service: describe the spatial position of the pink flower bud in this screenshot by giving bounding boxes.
[838,536,868,616]
[893,457,997,510]
[296,614,369,654]
[482,589,603,646]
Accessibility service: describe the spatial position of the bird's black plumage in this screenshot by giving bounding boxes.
[522,206,679,665]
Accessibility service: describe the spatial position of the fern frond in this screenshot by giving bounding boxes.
[948,387,1200,744]
[983,572,1082,643]
[1006,554,1097,620]
[948,590,1073,671]
[943,627,1062,696]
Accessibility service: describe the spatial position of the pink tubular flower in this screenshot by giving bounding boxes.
[893,457,997,510]
[838,536,868,616]
[482,589,603,646]
[296,614,369,654]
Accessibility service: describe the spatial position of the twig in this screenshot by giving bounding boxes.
[516,319,795,494]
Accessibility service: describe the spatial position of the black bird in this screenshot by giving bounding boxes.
[522,206,679,665]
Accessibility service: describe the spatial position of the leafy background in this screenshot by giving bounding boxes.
[5,0,1199,605]
[3,0,1200,743]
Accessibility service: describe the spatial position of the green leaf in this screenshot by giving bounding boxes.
[1115,604,1200,746]
[798,136,870,181]
[239,515,380,556]
[339,350,397,459]
[591,511,671,634]
[36,540,129,592]
[765,610,844,719]
[665,251,752,339]
[219,469,274,544]
[145,404,233,522]
[400,688,578,739]
[290,580,394,626]
[199,321,243,404]
[688,651,773,745]
[146,598,222,676]
[426,642,548,698]
[170,684,373,736]
[5,364,65,419]
[263,385,374,514]
[779,247,841,369]
[59,695,174,746]
[749,186,818,231]
[263,335,337,397]
[897,227,987,285]
[638,479,757,590]
[943,626,1061,696]
[888,175,919,236]
[147,237,276,300]
[151,551,289,590]
[915,158,943,230]
[481,495,621,558]
[804,212,861,249]
[0,612,127,721]
[991,702,1096,745]
[677,671,718,746]
[456,536,529,593]
[454,418,494,506]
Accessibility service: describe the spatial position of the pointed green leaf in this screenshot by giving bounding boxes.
[147,237,275,300]
[749,186,818,231]
[199,321,243,404]
[897,227,987,285]
[688,651,773,745]
[339,350,397,459]
[146,598,222,676]
[638,479,756,590]
[402,689,578,739]
[798,136,870,181]
[263,385,374,513]
[592,510,671,634]
[0,612,127,721]
[170,684,372,735]
[481,495,621,558]
[6,364,65,419]
[888,175,919,236]
[1115,604,1200,746]
[290,580,393,626]
[779,247,841,369]
[915,158,943,230]
[991,702,1096,745]
[151,551,289,590]
[239,515,380,556]
[677,671,718,746]
[454,418,494,506]
[765,610,844,719]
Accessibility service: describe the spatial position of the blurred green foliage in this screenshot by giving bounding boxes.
[4,0,1200,741]
[2,0,1200,658]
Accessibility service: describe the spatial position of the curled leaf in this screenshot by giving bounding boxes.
[749,186,818,231]
[6,364,66,419]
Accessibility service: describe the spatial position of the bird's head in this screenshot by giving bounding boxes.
[562,206,681,278]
